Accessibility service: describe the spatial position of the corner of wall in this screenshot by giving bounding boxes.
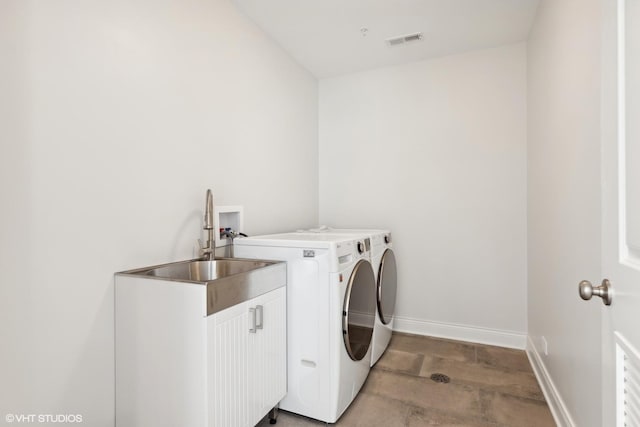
[526,336,576,427]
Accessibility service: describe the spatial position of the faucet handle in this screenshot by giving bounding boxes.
[198,238,214,256]
[198,238,209,252]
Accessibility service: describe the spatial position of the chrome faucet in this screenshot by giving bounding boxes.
[200,189,215,260]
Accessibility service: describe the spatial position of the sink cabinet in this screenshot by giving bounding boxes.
[115,275,286,427]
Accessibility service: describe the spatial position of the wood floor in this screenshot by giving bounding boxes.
[257,333,556,426]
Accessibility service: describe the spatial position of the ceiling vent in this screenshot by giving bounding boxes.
[386,32,423,47]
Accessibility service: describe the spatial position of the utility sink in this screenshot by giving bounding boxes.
[141,259,273,282]
[116,258,286,315]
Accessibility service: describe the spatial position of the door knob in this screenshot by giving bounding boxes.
[578,279,613,306]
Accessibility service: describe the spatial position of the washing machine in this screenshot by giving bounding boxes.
[303,227,397,366]
[234,232,377,423]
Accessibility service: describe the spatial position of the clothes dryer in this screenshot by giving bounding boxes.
[234,233,377,423]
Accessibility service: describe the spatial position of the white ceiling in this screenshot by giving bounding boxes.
[232,0,540,78]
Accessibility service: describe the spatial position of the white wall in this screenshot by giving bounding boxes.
[526,0,602,425]
[319,44,528,347]
[0,0,317,425]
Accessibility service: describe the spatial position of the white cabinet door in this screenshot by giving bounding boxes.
[208,287,286,427]
[249,287,287,423]
[208,301,251,427]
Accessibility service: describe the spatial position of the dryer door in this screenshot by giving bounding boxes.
[342,259,376,361]
[377,249,397,325]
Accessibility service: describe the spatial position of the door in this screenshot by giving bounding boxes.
[208,289,287,427]
[208,301,250,427]
[248,287,287,424]
[377,248,397,325]
[600,0,640,424]
[342,259,376,361]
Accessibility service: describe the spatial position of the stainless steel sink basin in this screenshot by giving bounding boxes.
[142,259,272,282]
[116,258,286,315]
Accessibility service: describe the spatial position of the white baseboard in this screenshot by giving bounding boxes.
[526,336,575,427]
[392,315,527,349]
[349,311,376,328]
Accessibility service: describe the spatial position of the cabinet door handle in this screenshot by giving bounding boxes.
[256,305,264,330]
[249,307,256,333]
